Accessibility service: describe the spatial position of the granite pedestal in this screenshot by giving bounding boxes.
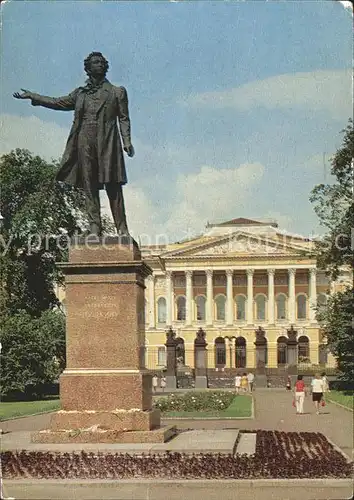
[32,236,174,443]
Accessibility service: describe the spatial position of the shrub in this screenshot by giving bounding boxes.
[0,309,65,398]
[153,391,235,412]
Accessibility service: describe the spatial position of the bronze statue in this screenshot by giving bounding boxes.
[13,52,134,236]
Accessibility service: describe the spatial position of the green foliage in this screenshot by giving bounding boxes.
[310,120,354,386]
[309,120,353,279]
[317,288,354,387]
[153,391,235,412]
[0,309,66,397]
[0,148,87,316]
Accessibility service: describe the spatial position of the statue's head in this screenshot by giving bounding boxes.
[84,52,109,78]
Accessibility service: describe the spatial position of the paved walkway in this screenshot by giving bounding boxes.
[1,389,353,458]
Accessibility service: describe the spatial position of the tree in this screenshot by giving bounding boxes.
[0,309,66,398]
[0,148,87,316]
[310,120,353,278]
[310,120,354,387]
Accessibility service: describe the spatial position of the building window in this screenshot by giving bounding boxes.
[157,297,167,324]
[215,337,226,366]
[176,295,186,321]
[195,295,206,321]
[255,295,266,321]
[157,347,166,366]
[298,336,310,363]
[235,295,246,320]
[277,336,288,365]
[235,337,246,368]
[215,294,226,321]
[296,295,307,320]
[276,294,287,320]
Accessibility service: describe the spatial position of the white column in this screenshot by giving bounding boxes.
[206,269,213,325]
[267,269,275,324]
[226,269,234,325]
[165,271,173,326]
[246,269,254,324]
[288,268,296,324]
[185,270,193,325]
[309,268,317,322]
[147,274,155,329]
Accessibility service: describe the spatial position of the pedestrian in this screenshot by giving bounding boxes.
[152,374,158,393]
[294,375,306,415]
[234,373,242,394]
[286,375,292,391]
[321,371,330,400]
[311,373,324,414]
[247,371,255,392]
[241,373,248,393]
[160,375,167,392]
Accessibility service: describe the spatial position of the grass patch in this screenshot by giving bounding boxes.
[326,390,353,410]
[161,395,252,418]
[0,399,60,421]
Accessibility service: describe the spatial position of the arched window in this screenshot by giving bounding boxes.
[195,295,206,321]
[235,337,246,368]
[214,337,226,366]
[215,294,226,321]
[298,336,310,363]
[157,297,167,324]
[176,338,185,365]
[276,294,287,320]
[277,336,288,365]
[255,295,266,321]
[157,346,166,366]
[176,296,186,321]
[297,295,307,320]
[235,295,246,320]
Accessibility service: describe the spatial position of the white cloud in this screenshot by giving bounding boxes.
[0,114,68,160]
[338,1,353,15]
[159,162,265,239]
[183,70,352,120]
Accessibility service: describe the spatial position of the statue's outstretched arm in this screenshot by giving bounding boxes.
[13,88,78,111]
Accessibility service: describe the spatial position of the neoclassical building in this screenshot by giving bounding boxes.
[141,217,351,371]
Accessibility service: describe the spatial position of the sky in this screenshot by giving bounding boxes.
[1,0,352,244]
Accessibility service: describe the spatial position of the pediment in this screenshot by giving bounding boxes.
[161,231,307,258]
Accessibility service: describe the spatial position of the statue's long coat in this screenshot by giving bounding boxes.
[31,81,131,188]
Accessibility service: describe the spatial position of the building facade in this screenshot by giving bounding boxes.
[141,218,351,371]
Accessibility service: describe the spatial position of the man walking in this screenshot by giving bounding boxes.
[247,371,255,392]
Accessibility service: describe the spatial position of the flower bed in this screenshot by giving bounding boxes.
[2,431,352,479]
[153,391,235,412]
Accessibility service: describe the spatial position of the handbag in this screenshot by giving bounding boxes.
[321,399,326,407]
[292,399,296,408]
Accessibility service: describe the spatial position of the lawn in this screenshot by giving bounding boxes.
[161,395,252,418]
[0,399,60,421]
[326,390,353,410]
